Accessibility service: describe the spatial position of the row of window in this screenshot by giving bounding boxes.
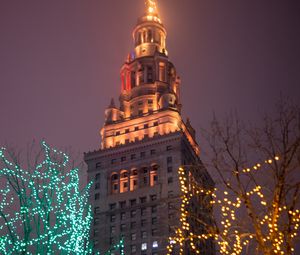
[130,241,159,253]
[109,215,158,232]
[95,145,172,168]
[115,121,158,137]
[108,195,157,210]
[108,206,158,224]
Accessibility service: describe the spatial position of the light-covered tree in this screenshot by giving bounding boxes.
[0,141,94,254]
[168,100,300,255]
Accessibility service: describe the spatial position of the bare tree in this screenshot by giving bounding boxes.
[202,99,300,255]
[167,100,300,255]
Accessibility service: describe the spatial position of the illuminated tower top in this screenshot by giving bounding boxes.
[101,0,199,156]
[146,0,158,15]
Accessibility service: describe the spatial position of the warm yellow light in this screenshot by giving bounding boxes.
[149,6,154,13]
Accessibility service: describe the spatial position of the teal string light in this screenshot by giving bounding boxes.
[0,141,94,255]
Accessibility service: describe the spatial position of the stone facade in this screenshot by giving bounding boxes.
[84,1,215,254]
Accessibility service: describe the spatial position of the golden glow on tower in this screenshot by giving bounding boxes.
[146,0,158,15]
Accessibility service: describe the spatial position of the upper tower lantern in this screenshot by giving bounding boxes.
[133,0,167,58]
[101,0,199,156]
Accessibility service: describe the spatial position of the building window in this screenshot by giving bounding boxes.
[94,229,99,237]
[150,194,157,201]
[130,169,138,191]
[130,199,137,206]
[125,128,129,133]
[120,170,129,193]
[131,233,137,241]
[140,197,147,203]
[94,217,100,225]
[141,152,146,158]
[110,214,116,222]
[116,131,120,136]
[121,156,126,162]
[112,183,118,193]
[139,110,143,115]
[111,159,117,164]
[168,177,173,184]
[144,124,149,129]
[94,206,100,214]
[134,126,139,131]
[109,203,117,210]
[152,217,157,225]
[94,193,100,200]
[131,245,137,253]
[166,145,172,151]
[152,241,158,248]
[148,99,153,105]
[119,201,126,209]
[151,206,157,214]
[141,243,147,251]
[138,101,143,106]
[110,226,116,234]
[150,165,158,187]
[141,219,147,227]
[141,208,147,216]
[121,212,126,220]
[96,163,101,169]
[131,154,136,160]
[153,121,158,126]
[150,149,156,155]
[141,231,147,239]
[167,166,173,173]
[147,66,153,83]
[131,221,137,229]
[120,224,126,232]
[95,183,100,190]
[111,174,119,194]
[168,202,174,209]
[168,191,174,197]
[167,157,172,164]
[131,210,137,217]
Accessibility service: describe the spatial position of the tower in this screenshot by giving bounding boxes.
[84,1,215,254]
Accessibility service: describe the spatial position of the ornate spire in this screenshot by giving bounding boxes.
[108,98,116,108]
[145,0,158,15]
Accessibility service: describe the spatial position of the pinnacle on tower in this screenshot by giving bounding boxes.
[108,98,116,108]
[145,0,158,15]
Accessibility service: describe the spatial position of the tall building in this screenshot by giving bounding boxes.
[84,1,215,254]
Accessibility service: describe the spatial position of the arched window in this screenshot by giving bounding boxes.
[140,167,149,186]
[150,164,159,186]
[120,170,129,193]
[130,168,138,191]
[111,173,119,194]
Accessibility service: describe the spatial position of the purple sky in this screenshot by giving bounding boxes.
[0,0,300,153]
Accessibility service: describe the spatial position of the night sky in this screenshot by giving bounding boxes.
[0,0,300,154]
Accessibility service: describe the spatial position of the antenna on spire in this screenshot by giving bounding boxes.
[145,0,158,14]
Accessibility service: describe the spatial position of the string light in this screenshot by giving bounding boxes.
[0,141,124,255]
[167,155,300,254]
